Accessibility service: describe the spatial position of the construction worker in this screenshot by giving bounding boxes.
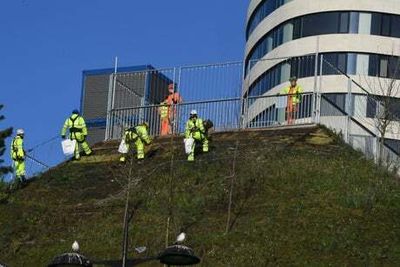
[61,110,92,160]
[166,83,183,106]
[10,129,26,183]
[119,122,152,162]
[281,76,303,125]
[159,101,170,136]
[163,83,183,134]
[185,110,209,162]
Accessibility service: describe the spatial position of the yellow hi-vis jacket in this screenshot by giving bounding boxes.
[159,103,169,119]
[124,125,152,144]
[61,114,88,142]
[11,135,25,161]
[185,118,205,139]
[281,85,303,105]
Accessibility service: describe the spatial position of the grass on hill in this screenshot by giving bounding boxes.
[0,126,400,266]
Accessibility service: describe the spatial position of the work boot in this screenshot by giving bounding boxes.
[187,154,195,162]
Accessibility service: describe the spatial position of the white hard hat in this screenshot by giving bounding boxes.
[190,110,197,116]
[16,129,25,135]
[72,241,80,252]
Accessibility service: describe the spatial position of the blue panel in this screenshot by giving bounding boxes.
[86,118,107,128]
[82,65,154,76]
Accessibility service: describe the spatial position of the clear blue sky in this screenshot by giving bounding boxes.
[0,0,248,170]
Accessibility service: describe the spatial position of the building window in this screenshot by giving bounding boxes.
[282,22,294,43]
[349,12,360,33]
[358,13,372,34]
[339,12,350,33]
[366,98,377,118]
[371,13,382,35]
[323,54,338,75]
[380,57,389,78]
[392,16,400,38]
[347,53,357,75]
[246,11,400,74]
[302,12,340,37]
[337,54,347,73]
[325,94,347,112]
[293,18,302,39]
[368,54,379,77]
[381,14,391,36]
[357,54,370,76]
[281,62,291,83]
[389,57,400,79]
[248,53,400,97]
[246,0,293,39]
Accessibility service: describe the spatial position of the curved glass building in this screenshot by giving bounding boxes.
[245,0,400,141]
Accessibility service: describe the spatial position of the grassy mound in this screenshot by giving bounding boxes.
[0,126,400,266]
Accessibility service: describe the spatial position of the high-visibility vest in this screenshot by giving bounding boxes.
[159,104,169,119]
[11,136,24,161]
[185,118,205,139]
[61,114,88,139]
[124,125,152,145]
[282,85,303,105]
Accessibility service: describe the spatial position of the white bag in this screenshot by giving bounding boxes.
[61,139,77,156]
[118,139,129,154]
[184,138,195,155]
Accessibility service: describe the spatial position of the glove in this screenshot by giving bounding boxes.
[61,135,66,139]
[17,151,24,160]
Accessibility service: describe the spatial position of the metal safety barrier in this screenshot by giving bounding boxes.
[244,93,314,129]
[107,92,314,139]
[107,98,242,138]
[104,61,244,140]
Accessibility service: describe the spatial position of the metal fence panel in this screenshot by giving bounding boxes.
[107,93,315,140]
[245,93,314,128]
[108,98,243,139]
[178,62,243,101]
[175,98,242,133]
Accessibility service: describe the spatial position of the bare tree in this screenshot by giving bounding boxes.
[225,140,239,234]
[362,53,400,168]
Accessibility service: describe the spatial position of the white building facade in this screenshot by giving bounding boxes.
[245,0,400,152]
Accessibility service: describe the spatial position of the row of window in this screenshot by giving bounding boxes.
[250,93,400,128]
[248,52,400,97]
[246,11,400,72]
[247,0,293,39]
[324,93,400,120]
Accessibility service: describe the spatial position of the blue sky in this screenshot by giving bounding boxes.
[0,0,248,171]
